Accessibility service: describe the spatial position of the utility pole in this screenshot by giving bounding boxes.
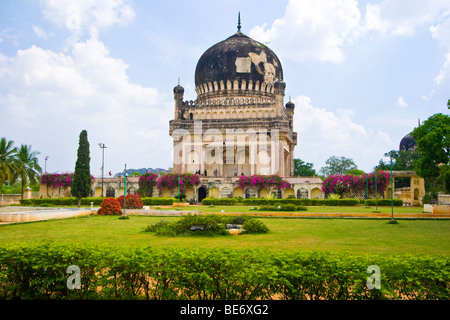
[98,143,107,197]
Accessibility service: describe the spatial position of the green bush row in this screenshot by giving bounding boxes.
[19,197,104,206]
[0,242,448,300]
[259,204,307,211]
[143,214,268,236]
[201,197,404,207]
[202,197,362,206]
[362,199,404,206]
[19,197,176,207]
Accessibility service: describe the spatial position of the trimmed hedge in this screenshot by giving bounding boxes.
[19,197,176,207]
[0,242,448,300]
[362,199,403,206]
[202,197,361,206]
[202,197,405,207]
[20,197,104,206]
[141,197,176,205]
[259,204,307,212]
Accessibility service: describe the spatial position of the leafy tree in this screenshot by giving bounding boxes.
[0,137,18,186]
[72,130,91,208]
[345,168,365,176]
[14,144,42,199]
[411,113,450,192]
[293,159,317,176]
[319,156,358,176]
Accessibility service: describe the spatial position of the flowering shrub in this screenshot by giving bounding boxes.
[97,197,122,215]
[117,194,143,209]
[138,173,158,197]
[41,173,95,188]
[321,171,391,197]
[238,174,291,191]
[157,173,201,192]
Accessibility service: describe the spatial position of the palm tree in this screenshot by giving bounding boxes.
[15,144,42,199]
[0,137,18,186]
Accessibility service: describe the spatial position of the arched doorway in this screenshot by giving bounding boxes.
[198,186,207,203]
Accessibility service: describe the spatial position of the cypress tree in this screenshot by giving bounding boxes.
[72,130,91,208]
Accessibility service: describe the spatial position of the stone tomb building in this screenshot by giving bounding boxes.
[168,22,324,201]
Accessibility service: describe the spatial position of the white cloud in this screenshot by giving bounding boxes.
[363,0,450,36]
[249,0,362,63]
[430,16,450,86]
[293,95,391,172]
[0,38,172,174]
[397,96,407,107]
[39,0,135,39]
[32,25,48,39]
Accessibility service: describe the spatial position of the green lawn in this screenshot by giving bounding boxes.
[1,214,449,256]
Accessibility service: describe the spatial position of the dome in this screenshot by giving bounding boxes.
[399,133,416,152]
[194,31,283,95]
[285,100,295,109]
[173,84,184,94]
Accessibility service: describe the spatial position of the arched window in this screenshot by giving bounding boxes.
[106,186,115,197]
[297,188,308,199]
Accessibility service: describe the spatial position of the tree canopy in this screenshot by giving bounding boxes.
[0,138,42,198]
[319,156,358,176]
[412,113,450,193]
[71,130,92,207]
[293,159,317,177]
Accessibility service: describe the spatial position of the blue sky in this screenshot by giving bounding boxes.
[0,0,449,177]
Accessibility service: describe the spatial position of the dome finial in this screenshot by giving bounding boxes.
[237,12,241,33]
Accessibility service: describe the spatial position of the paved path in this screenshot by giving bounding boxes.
[1,207,449,225]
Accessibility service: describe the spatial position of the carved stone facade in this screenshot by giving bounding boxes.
[169,27,297,179]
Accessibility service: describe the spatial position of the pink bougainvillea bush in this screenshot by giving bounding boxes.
[138,173,158,197]
[157,173,201,192]
[321,171,391,197]
[41,173,95,188]
[238,174,291,191]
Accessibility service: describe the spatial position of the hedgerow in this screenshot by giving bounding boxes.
[19,197,176,206]
[0,242,448,300]
[202,197,362,206]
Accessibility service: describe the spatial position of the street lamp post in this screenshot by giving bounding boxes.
[44,156,49,173]
[98,143,107,197]
[210,176,214,207]
[123,164,127,216]
[385,152,398,224]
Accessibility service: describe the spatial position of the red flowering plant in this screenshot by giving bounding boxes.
[321,171,391,197]
[97,197,122,215]
[117,194,143,209]
[157,173,201,192]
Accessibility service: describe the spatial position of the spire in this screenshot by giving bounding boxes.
[237,12,241,33]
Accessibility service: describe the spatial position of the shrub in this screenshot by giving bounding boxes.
[242,219,270,234]
[258,205,307,212]
[97,197,122,215]
[203,198,360,206]
[362,199,403,206]
[118,194,143,209]
[141,197,176,205]
[0,243,448,300]
[144,214,269,237]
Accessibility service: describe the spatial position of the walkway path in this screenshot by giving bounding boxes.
[1,206,449,225]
